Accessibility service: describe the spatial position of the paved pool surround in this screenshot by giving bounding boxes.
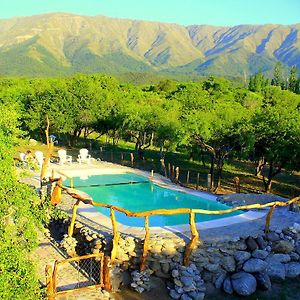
[52,162,266,236]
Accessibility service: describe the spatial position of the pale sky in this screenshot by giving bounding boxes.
[1,0,299,26]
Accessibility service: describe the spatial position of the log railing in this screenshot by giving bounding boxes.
[51,179,300,269]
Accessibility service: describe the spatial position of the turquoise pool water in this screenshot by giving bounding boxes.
[66,173,241,227]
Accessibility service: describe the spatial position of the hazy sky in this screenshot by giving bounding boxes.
[1,0,299,26]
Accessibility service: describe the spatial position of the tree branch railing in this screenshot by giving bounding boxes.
[50,179,300,269]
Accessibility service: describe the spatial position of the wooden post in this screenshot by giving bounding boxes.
[234,176,240,193]
[68,200,80,237]
[265,205,276,233]
[175,167,180,183]
[100,147,103,160]
[140,216,150,272]
[168,163,171,178]
[45,265,54,300]
[110,208,120,263]
[160,159,167,177]
[184,211,199,266]
[103,256,112,291]
[207,174,212,191]
[121,152,124,161]
[89,141,92,152]
[130,153,134,167]
[150,170,154,180]
[196,173,200,190]
[186,170,190,185]
[110,151,113,162]
[171,165,175,181]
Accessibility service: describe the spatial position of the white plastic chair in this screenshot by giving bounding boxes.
[78,148,91,164]
[35,151,44,169]
[19,152,26,162]
[58,149,72,165]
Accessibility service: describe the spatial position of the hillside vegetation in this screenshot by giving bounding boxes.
[2,68,300,194]
[0,13,300,77]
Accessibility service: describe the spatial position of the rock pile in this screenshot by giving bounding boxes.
[206,224,300,296]
[168,263,206,300]
[60,234,77,257]
[130,269,152,293]
[52,213,300,298]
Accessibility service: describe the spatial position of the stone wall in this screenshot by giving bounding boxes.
[57,219,300,298]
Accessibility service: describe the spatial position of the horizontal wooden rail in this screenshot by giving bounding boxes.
[52,179,300,268]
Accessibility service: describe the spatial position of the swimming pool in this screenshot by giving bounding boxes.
[65,173,242,227]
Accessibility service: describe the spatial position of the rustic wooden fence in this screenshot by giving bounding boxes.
[50,178,300,272]
[45,252,112,300]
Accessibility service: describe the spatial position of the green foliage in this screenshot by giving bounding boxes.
[0,104,46,299]
[248,72,269,92]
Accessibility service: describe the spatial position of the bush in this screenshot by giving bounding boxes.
[0,104,46,299]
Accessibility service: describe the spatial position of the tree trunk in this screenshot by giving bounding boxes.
[209,155,215,189]
[265,161,273,193]
[256,157,265,177]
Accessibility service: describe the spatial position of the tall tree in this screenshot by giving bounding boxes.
[271,62,285,89]
[288,65,298,93]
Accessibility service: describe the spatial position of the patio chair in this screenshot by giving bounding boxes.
[58,149,72,165]
[35,151,44,169]
[19,152,27,167]
[78,148,92,164]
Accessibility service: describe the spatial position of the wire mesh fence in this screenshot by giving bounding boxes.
[53,253,104,294]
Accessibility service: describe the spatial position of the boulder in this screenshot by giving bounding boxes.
[256,236,267,249]
[266,262,285,281]
[188,291,205,300]
[221,256,236,272]
[254,272,271,290]
[180,294,192,300]
[265,253,291,264]
[223,277,233,294]
[285,262,300,278]
[266,232,280,242]
[252,250,269,260]
[243,259,267,273]
[246,237,259,251]
[234,251,251,264]
[204,263,219,273]
[272,240,294,253]
[231,272,257,296]
[170,289,181,300]
[214,273,226,289]
[290,252,300,261]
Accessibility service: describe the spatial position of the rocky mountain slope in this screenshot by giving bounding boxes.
[0,13,299,77]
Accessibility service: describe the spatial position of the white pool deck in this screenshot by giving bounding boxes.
[48,161,267,236]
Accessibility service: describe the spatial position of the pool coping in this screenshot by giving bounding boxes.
[52,163,267,235]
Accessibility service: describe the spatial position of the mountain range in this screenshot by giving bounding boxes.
[0,13,299,78]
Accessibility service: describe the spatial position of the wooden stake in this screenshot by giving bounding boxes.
[110,208,120,263]
[168,163,171,178]
[184,211,199,266]
[186,170,190,184]
[68,200,80,237]
[103,256,112,291]
[130,153,134,167]
[45,265,54,300]
[175,167,180,183]
[196,173,200,190]
[265,205,276,233]
[140,216,150,272]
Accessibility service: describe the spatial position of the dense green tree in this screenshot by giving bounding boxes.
[248,72,269,93]
[0,104,46,299]
[288,65,298,93]
[271,62,285,89]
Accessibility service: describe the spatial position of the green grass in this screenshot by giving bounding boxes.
[15,135,300,199]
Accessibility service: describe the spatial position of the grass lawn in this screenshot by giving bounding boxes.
[14,136,300,199]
